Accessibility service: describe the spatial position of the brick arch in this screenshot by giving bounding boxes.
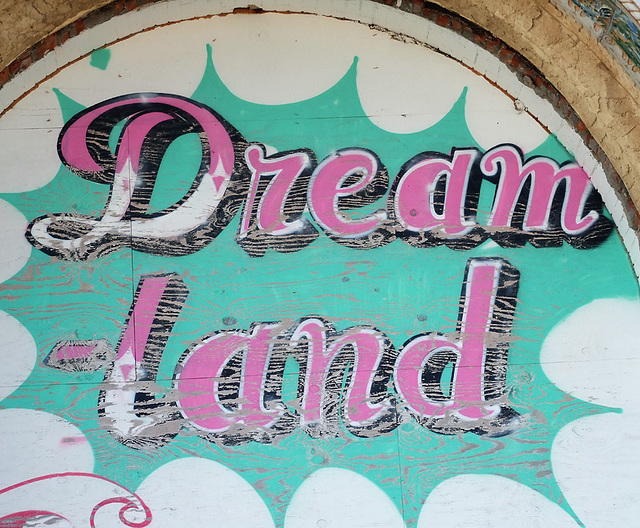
[0,0,638,252]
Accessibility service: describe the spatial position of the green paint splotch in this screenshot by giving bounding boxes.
[90,48,111,70]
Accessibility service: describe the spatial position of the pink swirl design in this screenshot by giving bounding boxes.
[90,497,151,528]
[0,473,151,528]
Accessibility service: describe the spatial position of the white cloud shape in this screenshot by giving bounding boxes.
[0,90,62,193]
[544,298,640,527]
[552,412,640,528]
[0,199,31,283]
[0,408,94,489]
[464,87,549,153]
[0,310,36,402]
[285,467,405,528]
[136,457,275,527]
[540,298,640,409]
[418,474,579,527]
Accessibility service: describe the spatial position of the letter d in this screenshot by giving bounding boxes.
[394,258,521,436]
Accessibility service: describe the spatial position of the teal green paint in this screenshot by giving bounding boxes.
[1,47,639,528]
[526,133,573,164]
[150,132,202,213]
[53,88,86,122]
[90,48,111,70]
[440,362,455,398]
[109,118,127,154]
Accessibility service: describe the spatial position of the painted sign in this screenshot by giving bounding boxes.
[0,12,639,528]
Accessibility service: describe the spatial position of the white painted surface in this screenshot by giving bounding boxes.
[541,298,640,409]
[0,310,36,402]
[285,468,405,528]
[0,408,94,489]
[553,412,640,528]
[0,200,31,282]
[136,458,275,527]
[543,298,640,526]
[418,474,579,528]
